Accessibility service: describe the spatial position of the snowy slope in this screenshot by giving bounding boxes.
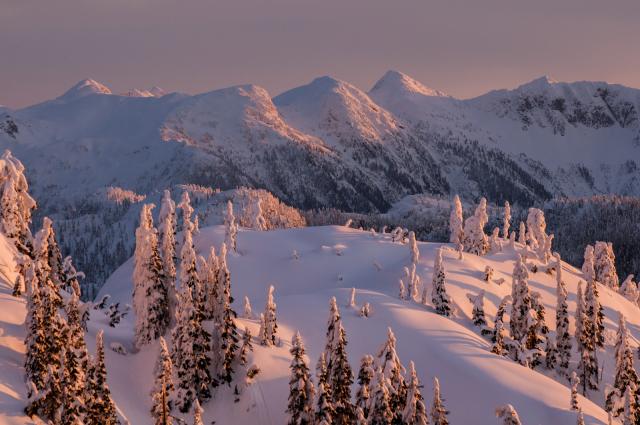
[0,233,41,425]
[92,225,635,424]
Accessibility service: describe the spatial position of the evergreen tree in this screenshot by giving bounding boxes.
[527,292,548,368]
[503,201,511,239]
[585,277,605,348]
[287,332,315,425]
[260,285,278,346]
[243,295,253,319]
[158,189,178,323]
[430,377,449,425]
[544,335,557,370]
[179,222,200,297]
[409,231,420,264]
[224,200,238,253]
[606,313,638,416]
[355,354,374,417]
[61,293,89,420]
[330,322,355,424]
[575,282,585,351]
[315,381,335,425]
[171,286,212,412]
[518,222,526,245]
[582,245,596,284]
[85,330,119,425]
[323,296,342,388]
[24,278,48,394]
[449,194,464,249]
[0,150,36,252]
[402,361,429,425]
[431,249,452,316]
[510,254,531,343]
[554,253,572,376]
[217,268,239,386]
[471,290,488,330]
[239,326,254,366]
[151,337,174,423]
[316,352,329,393]
[570,371,580,411]
[369,368,393,425]
[251,198,267,231]
[25,364,62,421]
[463,197,489,255]
[576,318,599,396]
[594,241,619,289]
[491,317,506,356]
[622,384,637,425]
[377,327,407,423]
[495,404,522,425]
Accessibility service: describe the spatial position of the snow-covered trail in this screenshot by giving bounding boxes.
[93,225,636,424]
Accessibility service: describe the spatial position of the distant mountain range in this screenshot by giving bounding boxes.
[1,71,639,288]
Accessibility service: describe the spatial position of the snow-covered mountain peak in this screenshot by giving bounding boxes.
[515,75,559,92]
[59,78,112,100]
[274,75,401,144]
[370,70,448,98]
[148,86,166,97]
[121,86,167,98]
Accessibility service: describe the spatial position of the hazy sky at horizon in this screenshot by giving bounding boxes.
[2,0,639,108]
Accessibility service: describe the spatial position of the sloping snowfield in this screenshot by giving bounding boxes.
[90,225,639,424]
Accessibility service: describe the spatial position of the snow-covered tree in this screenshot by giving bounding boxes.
[217,267,239,386]
[582,245,596,284]
[61,293,89,419]
[0,150,36,253]
[250,198,267,231]
[151,337,174,424]
[544,335,557,370]
[224,200,238,252]
[554,254,572,376]
[585,278,605,348]
[576,290,599,395]
[518,222,526,245]
[449,195,464,248]
[431,249,452,316]
[489,227,501,253]
[463,197,489,255]
[377,327,407,423]
[510,254,531,343]
[84,330,119,425]
[606,313,638,416]
[495,404,522,425]
[570,371,580,411]
[355,354,374,417]
[622,384,637,425]
[133,204,170,349]
[502,201,511,239]
[620,275,638,303]
[409,231,420,264]
[403,361,428,425]
[405,263,420,302]
[171,286,212,412]
[158,189,178,323]
[239,326,253,366]
[491,317,506,356]
[527,292,548,367]
[329,322,355,424]
[471,289,488,330]
[399,279,407,300]
[178,219,199,298]
[576,409,585,425]
[243,295,253,319]
[368,368,393,425]
[24,279,48,395]
[25,364,62,421]
[260,285,278,346]
[348,287,357,307]
[594,241,619,289]
[315,381,335,425]
[287,332,315,425]
[431,377,449,425]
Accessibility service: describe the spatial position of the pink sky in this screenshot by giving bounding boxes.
[2,0,639,108]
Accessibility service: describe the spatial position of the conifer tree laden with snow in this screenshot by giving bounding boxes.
[260,285,278,346]
[463,197,489,256]
[431,377,449,425]
[355,354,374,417]
[330,322,355,424]
[217,265,239,386]
[171,286,212,412]
[315,381,335,425]
[510,255,531,343]
[582,245,596,284]
[409,231,420,264]
[471,290,489,332]
[449,195,464,249]
[0,150,37,253]
[517,221,526,246]
[158,190,178,321]
[85,330,119,425]
[368,368,393,425]
[376,327,407,423]
[576,285,599,395]
[287,332,315,425]
[431,249,452,316]
[151,337,175,424]
[502,201,511,239]
[606,313,638,416]
[24,278,48,396]
[554,254,572,376]
[495,404,522,425]
[403,361,429,425]
[133,204,170,349]
[224,200,238,253]
[585,277,605,349]
[594,241,619,289]
[570,371,580,411]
